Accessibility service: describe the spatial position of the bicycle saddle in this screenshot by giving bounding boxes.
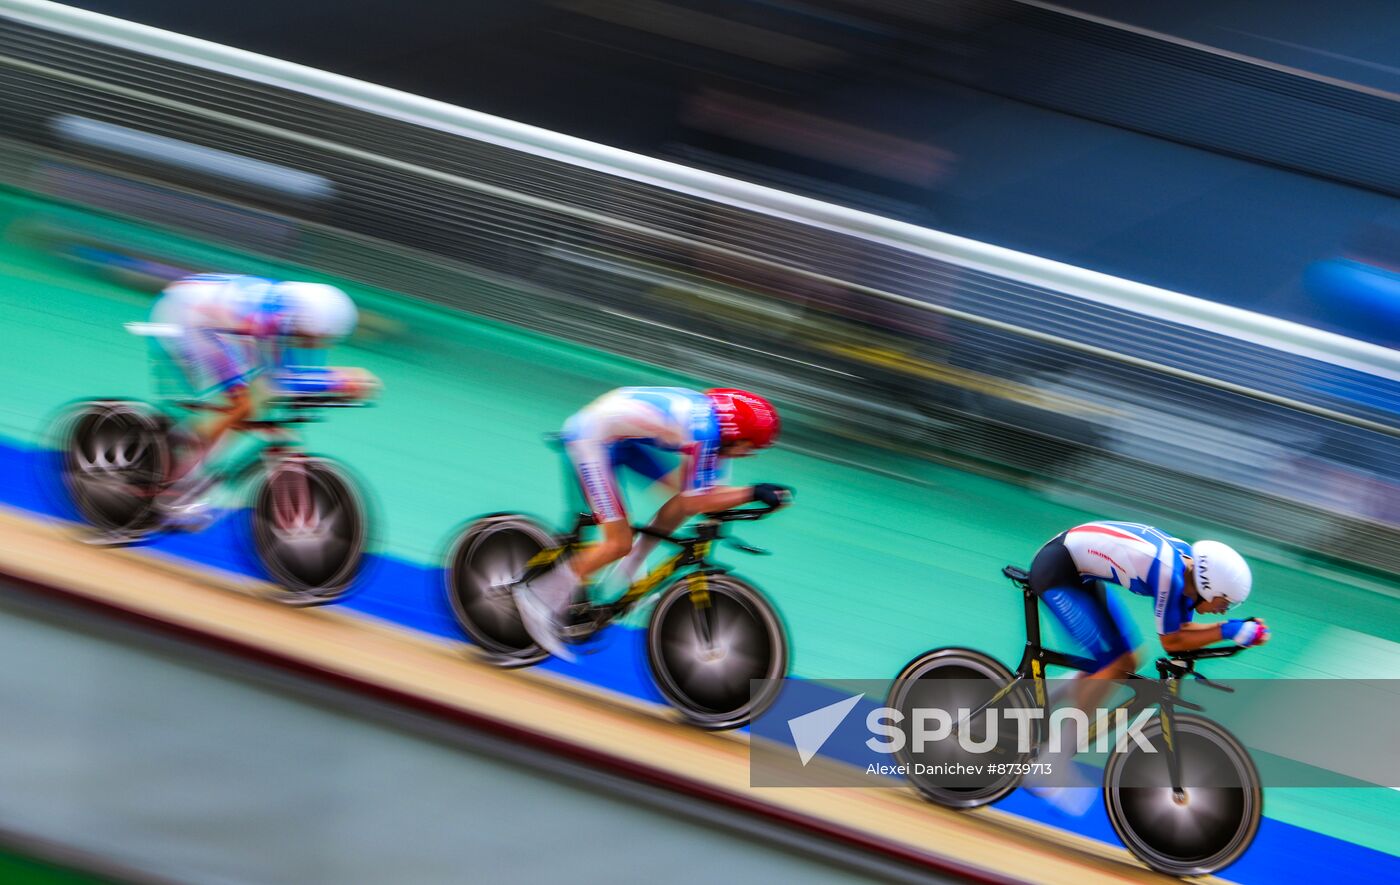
[1002,565,1031,586]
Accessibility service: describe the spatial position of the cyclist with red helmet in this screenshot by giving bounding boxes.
[513,386,790,660]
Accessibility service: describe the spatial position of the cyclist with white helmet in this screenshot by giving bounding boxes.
[150,274,374,514]
[1022,521,1268,813]
[513,386,790,660]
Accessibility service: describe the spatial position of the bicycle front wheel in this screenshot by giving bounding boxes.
[251,456,367,604]
[1104,713,1262,876]
[646,573,788,730]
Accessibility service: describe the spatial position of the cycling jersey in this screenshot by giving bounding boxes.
[1061,521,1196,635]
[1028,521,1196,669]
[561,387,724,523]
[151,274,296,393]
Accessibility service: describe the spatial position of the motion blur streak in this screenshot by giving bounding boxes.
[1,0,1399,576]
[52,114,335,201]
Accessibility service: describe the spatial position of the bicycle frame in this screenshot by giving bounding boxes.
[169,389,363,492]
[160,421,300,511]
[520,512,725,622]
[970,572,1213,794]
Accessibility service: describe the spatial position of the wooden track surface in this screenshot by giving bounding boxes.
[0,507,1212,884]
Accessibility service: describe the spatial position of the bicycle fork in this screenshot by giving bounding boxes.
[267,455,318,537]
[1159,681,1186,801]
[687,571,718,657]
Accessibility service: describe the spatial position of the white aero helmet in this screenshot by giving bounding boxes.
[278,282,357,340]
[1191,540,1252,609]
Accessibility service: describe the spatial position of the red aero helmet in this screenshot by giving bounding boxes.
[706,388,780,449]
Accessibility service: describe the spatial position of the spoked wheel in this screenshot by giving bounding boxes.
[646,573,788,730]
[886,648,1037,808]
[251,455,367,605]
[1104,713,1262,876]
[59,400,171,537]
[444,515,552,667]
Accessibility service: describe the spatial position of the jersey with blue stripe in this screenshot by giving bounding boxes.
[151,275,321,391]
[155,274,295,337]
[565,387,724,491]
[1062,521,1196,634]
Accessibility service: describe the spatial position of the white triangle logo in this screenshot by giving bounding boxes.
[787,693,864,766]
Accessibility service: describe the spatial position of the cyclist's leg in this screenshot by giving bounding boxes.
[177,332,255,437]
[610,442,679,585]
[516,429,627,659]
[1027,538,1140,806]
[557,433,633,585]
[1038,582,1141,750]
[1027,583,1113,805]
[1038,580,1141,711]
[1039,582,1140,674]
[164,331,255,489]
[1085,581,1141,679]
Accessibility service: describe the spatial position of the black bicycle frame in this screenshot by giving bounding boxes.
[974,569,1211,793]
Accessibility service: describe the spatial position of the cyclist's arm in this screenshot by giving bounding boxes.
[660,434,785,515]
[1159,623,1227,653]
[626,486,751,549]
[270,364,378,398]
[1160,619,1270,653]
[662,485,755,518]
[664,480,792,517]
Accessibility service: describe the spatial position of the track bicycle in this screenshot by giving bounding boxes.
[886,565,1261,876]
[444,497,790,730]
[54,387,371,605]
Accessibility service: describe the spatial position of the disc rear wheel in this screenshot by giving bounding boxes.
[60,400,170,536]
[886,647,1035,808]
[445,515,553,666]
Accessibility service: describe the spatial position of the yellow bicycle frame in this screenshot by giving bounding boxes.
[529,538,713,611]
[616,540,712,607]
